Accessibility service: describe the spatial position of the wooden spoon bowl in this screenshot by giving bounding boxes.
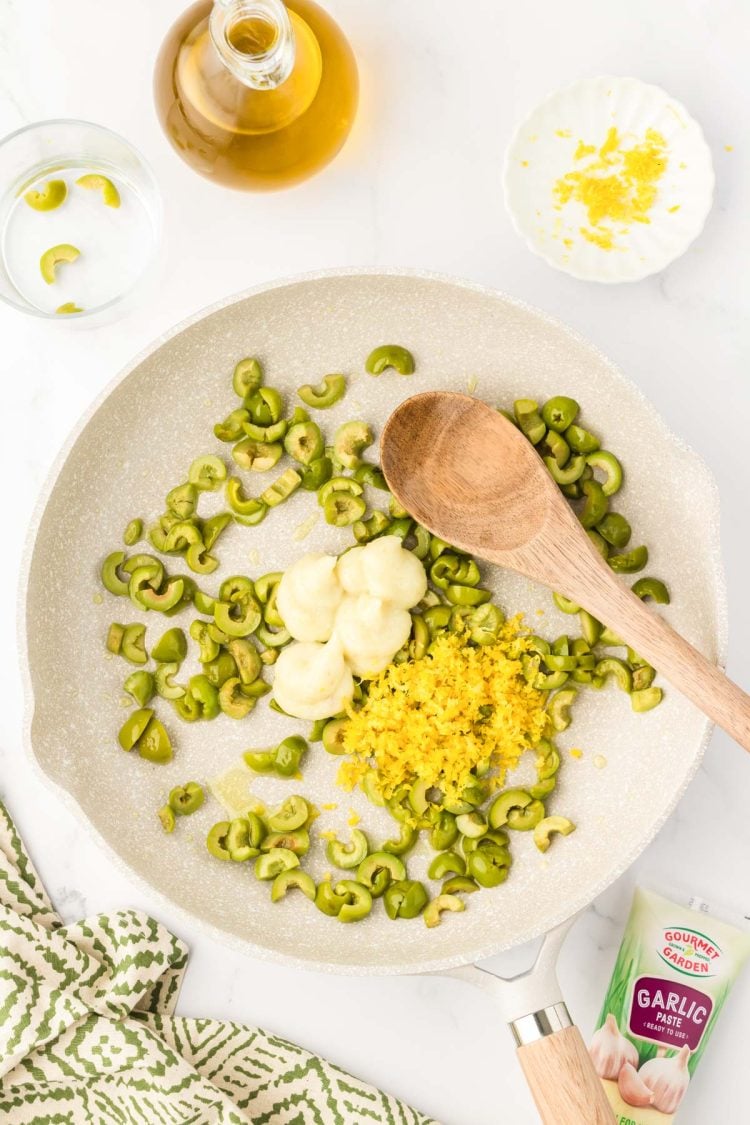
[382,391,750,753]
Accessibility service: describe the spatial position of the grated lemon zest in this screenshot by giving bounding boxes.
[555,126,668,251]
[338,618,547,803]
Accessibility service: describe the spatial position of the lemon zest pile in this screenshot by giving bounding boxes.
[554,126,668,251]
[337,618,547,803]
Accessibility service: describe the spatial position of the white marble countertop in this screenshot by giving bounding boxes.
[1,1,749,1121]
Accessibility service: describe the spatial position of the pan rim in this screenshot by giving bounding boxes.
[17,266,728,975]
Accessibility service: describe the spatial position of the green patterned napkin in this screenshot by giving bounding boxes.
[0,803,434,1124]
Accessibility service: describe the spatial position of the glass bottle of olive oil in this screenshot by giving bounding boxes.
[154,0,358,191]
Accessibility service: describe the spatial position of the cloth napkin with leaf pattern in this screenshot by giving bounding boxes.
[0,802,435,1124]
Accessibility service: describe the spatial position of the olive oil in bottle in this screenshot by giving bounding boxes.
[154,0,358,191]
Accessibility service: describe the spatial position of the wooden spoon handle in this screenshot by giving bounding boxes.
[517,1026,616,1124]
[570,563,750,751]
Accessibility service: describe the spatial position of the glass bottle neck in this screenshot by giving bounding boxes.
[210,0,295,89]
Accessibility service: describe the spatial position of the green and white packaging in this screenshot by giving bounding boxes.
[589,887,750,1124]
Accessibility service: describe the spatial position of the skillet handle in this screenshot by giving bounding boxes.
[513,1009,616,1125]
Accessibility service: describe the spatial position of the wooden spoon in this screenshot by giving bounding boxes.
[381,391,750,753]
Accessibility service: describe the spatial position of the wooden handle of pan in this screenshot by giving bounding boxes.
[517,1026,616,1125]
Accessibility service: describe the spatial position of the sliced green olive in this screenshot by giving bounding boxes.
[632,665,656,691]
[193,589,216,616]
[632,577,670,604]
[154,662,185,700]
[123,670,155,707]
[151,627,187,664]
[255,847,299,880]
[586,450,623,496]
[242,419,288,444]
[442,874,480,895]
[299,455,333,491]
[118,708,153,751]
[317,476,363,507]
[488,788,532,829]
[507,799,545,831]
[169,781,204,815]
[106,622,125,654]
[123,519,143,546]
[101,550,129,596]
[214,408,250,443]
[245,386,284,425]
[424,894,465,928]
[260,468,302,508]
[188,455,227,492]
[139,576,185,613]
[76,173,120,207]
[514,398,546,444]
[273,735,307,777]
[227,638,262,684]
[214,598,261,638]
[428,811,458,851]
[326,828,369,869]
[456,811,488,838]
[324,492,367,526]
[232,357,263,398]
[271,869,316,902]
[232,438,283,473]
[225,479,264,522]
[428,852,466,880]
[221,817,257,862]
[608,545,648,574]
[266,795,309,832]
[333,421,374,470]
[357,851,405,896]
[166,482,198,519]
[40,243,80,284]
[384,879,428,920]
[298,373,346,408]
[546,687,577,732]
[262,828,310,856]
[382,823,418,856]
[365,344,415,376]
[334,880,373,923]
[157,805,175,833]
[187,674,220,720]
[542,396,579,433]
[137,717,173,763]
[565,424,600,454]
[533,815,575,853]
[595,656,633,693]
[201,512,231,552]
[580,480,608,529]
[121,623,148,665]
[206,821,232,860]
[361,769,385,807]
[24,178,67,211]
[631,686,663,712]
[284,421,324,465]
[315,880,349,917]
[219,677,255,718]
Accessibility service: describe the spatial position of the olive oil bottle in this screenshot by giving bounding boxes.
[154,0,358,191]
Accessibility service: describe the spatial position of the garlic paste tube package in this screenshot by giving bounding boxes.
[590,887,750,1123]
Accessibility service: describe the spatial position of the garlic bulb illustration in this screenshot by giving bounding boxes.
[618,1062,655,1108]
[638,1044,691,1114]
[589,1014,640,1079]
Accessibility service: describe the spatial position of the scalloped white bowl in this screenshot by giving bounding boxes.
[504,76,715,282]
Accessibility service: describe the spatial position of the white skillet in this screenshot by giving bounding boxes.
[20,270,726,1122]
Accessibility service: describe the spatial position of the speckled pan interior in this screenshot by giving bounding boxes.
[21,270,726,974]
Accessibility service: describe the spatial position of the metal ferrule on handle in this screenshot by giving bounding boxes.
[510,1002,573,1046]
